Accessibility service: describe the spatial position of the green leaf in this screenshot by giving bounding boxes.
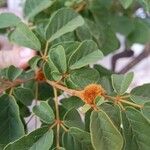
[85,19,119,55]
[49,45,67,73]
[99,76,114,95]
[121,107,150,150]
[100,103,121,130]
[90,110,123,150]
[142,102,150,120]
[10,22,41,51]
[33,101,55,124]
[13,87,34,106]
[7,65,23,81]
[119,0,133,9]
[110,15,134,36]
[0,13,21,29]
[111,72,134,95]
[65,67,100,89]
[28,56,41,69]
[127,19,150,44]
[61,96,84,110]
[137,0,150,12]
[4,127,53,150]
[94,64,113,77]
[24,0,55,20]
[62,127,93,150]
[68,40,103,70]
[43,62,53,80]
[45,8,84,42]
[38,82,54,100]
[130,84,150,104]
[63,108,84,129]
[80,104,91,113]
[0,94,24,148]
[76,24,93,41]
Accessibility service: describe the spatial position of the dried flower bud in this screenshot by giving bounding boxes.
[80,84,105,104]
[35,69,45,81]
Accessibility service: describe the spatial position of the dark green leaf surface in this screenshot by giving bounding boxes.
[7,65,23,81]
[142,102,150,121]
[100,103,121,130]
[45,8,84,42]
[33,101,55,124]
[90,110,123,150]
[0,94,24,148]
[122,107,150,150]
[111,72,134,95]
[63,108,84,129]
[130,84,150,104]
[4,127,53,150]
[62,127,93,150]
[127,19,150,44]
[10,22,41,51]
[65,68,100,89]
[13,87,34,106]
[28,56,41,69]
[24,0,55,19]
[49,45,67,73]
[0,13,21,29]
[61,96,84,110]
[68,40,103,70]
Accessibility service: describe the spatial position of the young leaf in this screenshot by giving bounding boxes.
[62,127,93,150]
[49,45,67,73]
[90,110,123,150]
[7,65,23,81]
[4,127,53,150]
[111,72,134,95]
[122,107,150,150]
[68,40,103,70]
[141,102,150,121]
[130,84,150,104]
[24,0,55,20]
[65,67,100,89]
[33,101,55,124]
[119,0,133,9]
[13,87,34,106]
[0,13,21,29]
[45,8,84,42]
[0,94,24,148]
[10,22,41,51]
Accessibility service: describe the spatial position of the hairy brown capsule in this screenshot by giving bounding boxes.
[80,84,105,104]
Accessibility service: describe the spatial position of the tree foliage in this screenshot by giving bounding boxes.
[0,0,150,149]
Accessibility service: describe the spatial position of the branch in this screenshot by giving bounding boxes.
[119,43,150,74]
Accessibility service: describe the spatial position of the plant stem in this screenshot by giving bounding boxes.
[61,124,68,132]
[44,41,49,57]
[56,123,60,148]
[47,80,80,97]
[35,82,38,129]
[118,102,125,111]
[53,87,60,148]
[9,87,13,95]
[119,99,143,109]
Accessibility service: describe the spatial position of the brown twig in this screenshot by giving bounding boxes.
[46,80,81,97]
[119,43,150,73]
